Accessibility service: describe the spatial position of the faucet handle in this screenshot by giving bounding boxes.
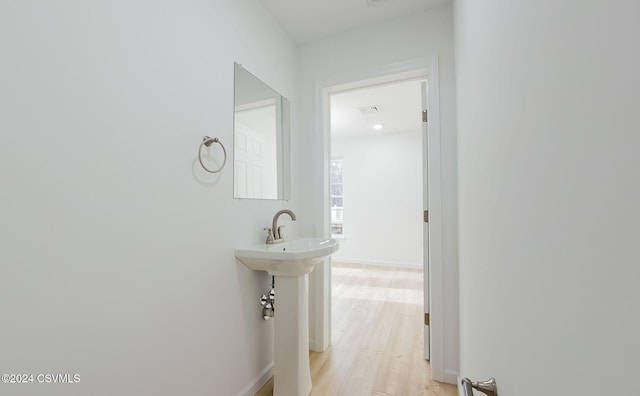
[264,227,274,243]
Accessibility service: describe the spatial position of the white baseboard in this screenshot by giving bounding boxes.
[332,257,422,269]
[309,338,317,352]
[309,338,330,352]
[238,362,273,396]
[444,369,459,385]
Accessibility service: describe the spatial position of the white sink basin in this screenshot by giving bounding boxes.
[235,237,339,276]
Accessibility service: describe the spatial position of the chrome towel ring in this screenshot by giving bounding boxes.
[198,136,227,173]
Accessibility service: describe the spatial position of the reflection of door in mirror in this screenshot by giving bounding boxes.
[234,99,278,199]
[233,63,289,200]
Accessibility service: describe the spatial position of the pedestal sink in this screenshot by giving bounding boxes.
[235,238,339,396]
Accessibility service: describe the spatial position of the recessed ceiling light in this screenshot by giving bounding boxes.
[373,124,384,130]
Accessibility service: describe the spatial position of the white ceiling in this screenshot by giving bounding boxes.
[260,0,450,44]
[260,0,436,139]
[330,79,424,139]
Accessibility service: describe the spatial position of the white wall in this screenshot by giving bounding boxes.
[0,1,297,395]
[454,0,640,394]
[332,131,423,267]
[297,4,459,381]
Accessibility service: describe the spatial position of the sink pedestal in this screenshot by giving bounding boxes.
[273,274,312,396]
[234,238,339,396]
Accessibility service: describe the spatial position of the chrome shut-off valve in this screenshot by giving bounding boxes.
[260,285,275,320]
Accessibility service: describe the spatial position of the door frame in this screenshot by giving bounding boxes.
[311,55,446,381]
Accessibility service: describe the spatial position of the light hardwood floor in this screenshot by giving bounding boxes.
[255,262,458,396]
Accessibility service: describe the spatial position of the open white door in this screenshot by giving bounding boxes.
[421,80,430,360]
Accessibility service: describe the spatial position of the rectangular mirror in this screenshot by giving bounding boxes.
[233,63,290,200]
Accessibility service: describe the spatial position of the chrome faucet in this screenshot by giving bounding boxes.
[265,209,296,244]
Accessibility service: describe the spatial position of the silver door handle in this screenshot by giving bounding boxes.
[461,377,497,396]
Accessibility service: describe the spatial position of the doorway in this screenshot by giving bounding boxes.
[328,75,430,359]
[312,56,445,381]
